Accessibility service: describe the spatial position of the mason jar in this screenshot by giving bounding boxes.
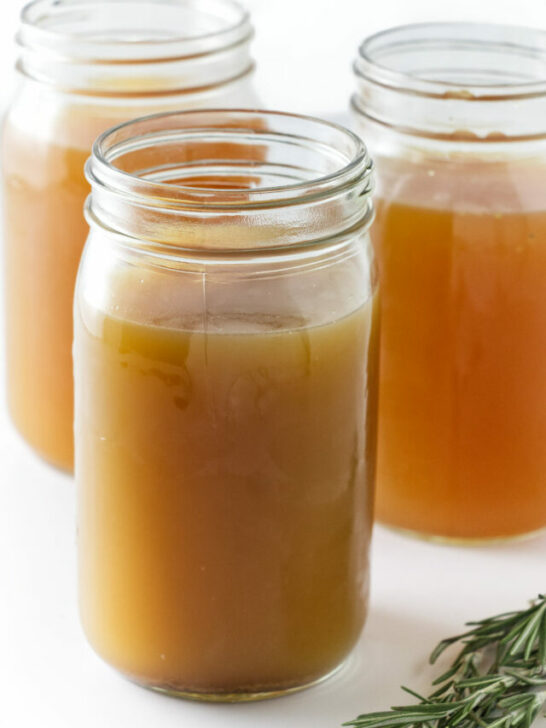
[2,0,257,471]
[352,23,546,542]
[74,109,378,700]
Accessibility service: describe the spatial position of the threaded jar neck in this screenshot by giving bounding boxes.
[353,22,546,142]
[85,109,375,258]
[17,0,254,96]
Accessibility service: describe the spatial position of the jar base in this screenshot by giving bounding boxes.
[8,409,74,474]
[21,436,74,475]
[130,661,345,703]
[378,522,546,546]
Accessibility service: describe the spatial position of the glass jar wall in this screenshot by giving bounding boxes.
[2,0,257,471]
[352,23,546,541]
[74,109,379,700]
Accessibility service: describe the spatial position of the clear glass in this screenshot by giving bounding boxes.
[2,0,257,471]
[74,109,379,701]
[352,22,546,542]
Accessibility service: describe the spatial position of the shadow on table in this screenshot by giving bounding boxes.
[172,605,446,728]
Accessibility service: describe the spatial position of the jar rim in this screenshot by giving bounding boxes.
[356,21,546,101]
[18,0,251,62]
[85,109,374,254]
[87,108,373,211]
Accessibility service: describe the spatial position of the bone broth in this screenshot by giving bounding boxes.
[372,159,546,539]
[353,22,546,540]
[2,0,257,470]
[74,110,378,699]
[76,284,378,696]
[3,131,90,468]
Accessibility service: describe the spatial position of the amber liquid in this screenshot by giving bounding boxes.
[373,157,546,540]
[2,125,89,468]
[75,277,378,698]
[2,112,264,471]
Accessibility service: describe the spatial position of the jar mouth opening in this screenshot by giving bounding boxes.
[18,0,251,61]
[356,22,546,100]
[86,109,373,212]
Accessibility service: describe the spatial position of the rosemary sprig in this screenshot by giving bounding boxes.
[344,594,546,728]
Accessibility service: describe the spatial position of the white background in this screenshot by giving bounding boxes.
[1,1,546,727]
[1,0,546,117]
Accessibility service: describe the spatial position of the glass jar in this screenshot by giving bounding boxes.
[352,23,546,542]
[74,109,378,700]
[2,0,257,471]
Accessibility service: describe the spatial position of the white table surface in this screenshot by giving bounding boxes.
[1,1,546,726]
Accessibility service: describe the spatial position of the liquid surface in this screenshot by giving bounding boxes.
[75,286,378,696]
[373,156,546,539]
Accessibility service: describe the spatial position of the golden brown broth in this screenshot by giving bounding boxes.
[3,130,90,469]
[2,112,266,470]
[373,157,546,539]
[75,286,378,695]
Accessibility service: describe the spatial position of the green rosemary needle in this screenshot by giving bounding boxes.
[344,594,546,728]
